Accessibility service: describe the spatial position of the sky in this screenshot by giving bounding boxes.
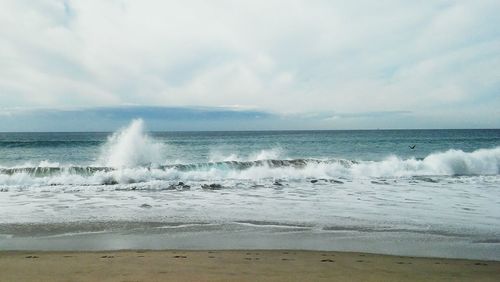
[0,0,499,131]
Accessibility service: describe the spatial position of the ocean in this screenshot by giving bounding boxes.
[1,119,499,259]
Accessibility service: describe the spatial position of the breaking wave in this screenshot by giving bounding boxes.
[350,147,500,177]
[0,119,499,186]
[0,147,498,186]
[208,148,284,162]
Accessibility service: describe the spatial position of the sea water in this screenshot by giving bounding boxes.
[0,119,499,259]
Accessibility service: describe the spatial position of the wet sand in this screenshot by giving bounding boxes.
[1,250,498,281]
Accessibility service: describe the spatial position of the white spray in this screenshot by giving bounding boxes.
[99,119,164,168]
[208,148,284,162]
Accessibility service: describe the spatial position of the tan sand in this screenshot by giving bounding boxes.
[0,250,498,281]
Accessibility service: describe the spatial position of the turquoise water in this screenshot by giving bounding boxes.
[0,120,499,259]
[1,128,498,166]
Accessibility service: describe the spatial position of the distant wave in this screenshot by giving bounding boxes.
[0,140,102,148]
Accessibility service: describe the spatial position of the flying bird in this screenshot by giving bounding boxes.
[409,145,416,150]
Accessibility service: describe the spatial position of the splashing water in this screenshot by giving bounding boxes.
[208,148,284,162]
[98,119,164,168]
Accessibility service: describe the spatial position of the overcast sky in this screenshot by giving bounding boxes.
[1,0,499,131]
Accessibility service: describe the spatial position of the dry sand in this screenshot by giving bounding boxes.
[0,250,498,281]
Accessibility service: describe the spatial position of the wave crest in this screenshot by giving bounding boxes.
[209,148,283,162]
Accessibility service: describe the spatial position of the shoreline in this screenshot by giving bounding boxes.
[1,250,499,281]
[2,224,499,261]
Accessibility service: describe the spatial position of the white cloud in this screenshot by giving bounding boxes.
[0,0,499,128]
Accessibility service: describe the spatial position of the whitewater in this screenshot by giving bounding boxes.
[0,120,499,260]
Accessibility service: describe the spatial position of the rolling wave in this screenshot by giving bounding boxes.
[0,159,353,176]
[0,147,498,186]
[0,119,498,186]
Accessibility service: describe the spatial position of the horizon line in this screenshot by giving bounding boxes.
[1,128,499,134]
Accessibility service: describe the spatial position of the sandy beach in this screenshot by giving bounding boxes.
[1,250,498,281]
